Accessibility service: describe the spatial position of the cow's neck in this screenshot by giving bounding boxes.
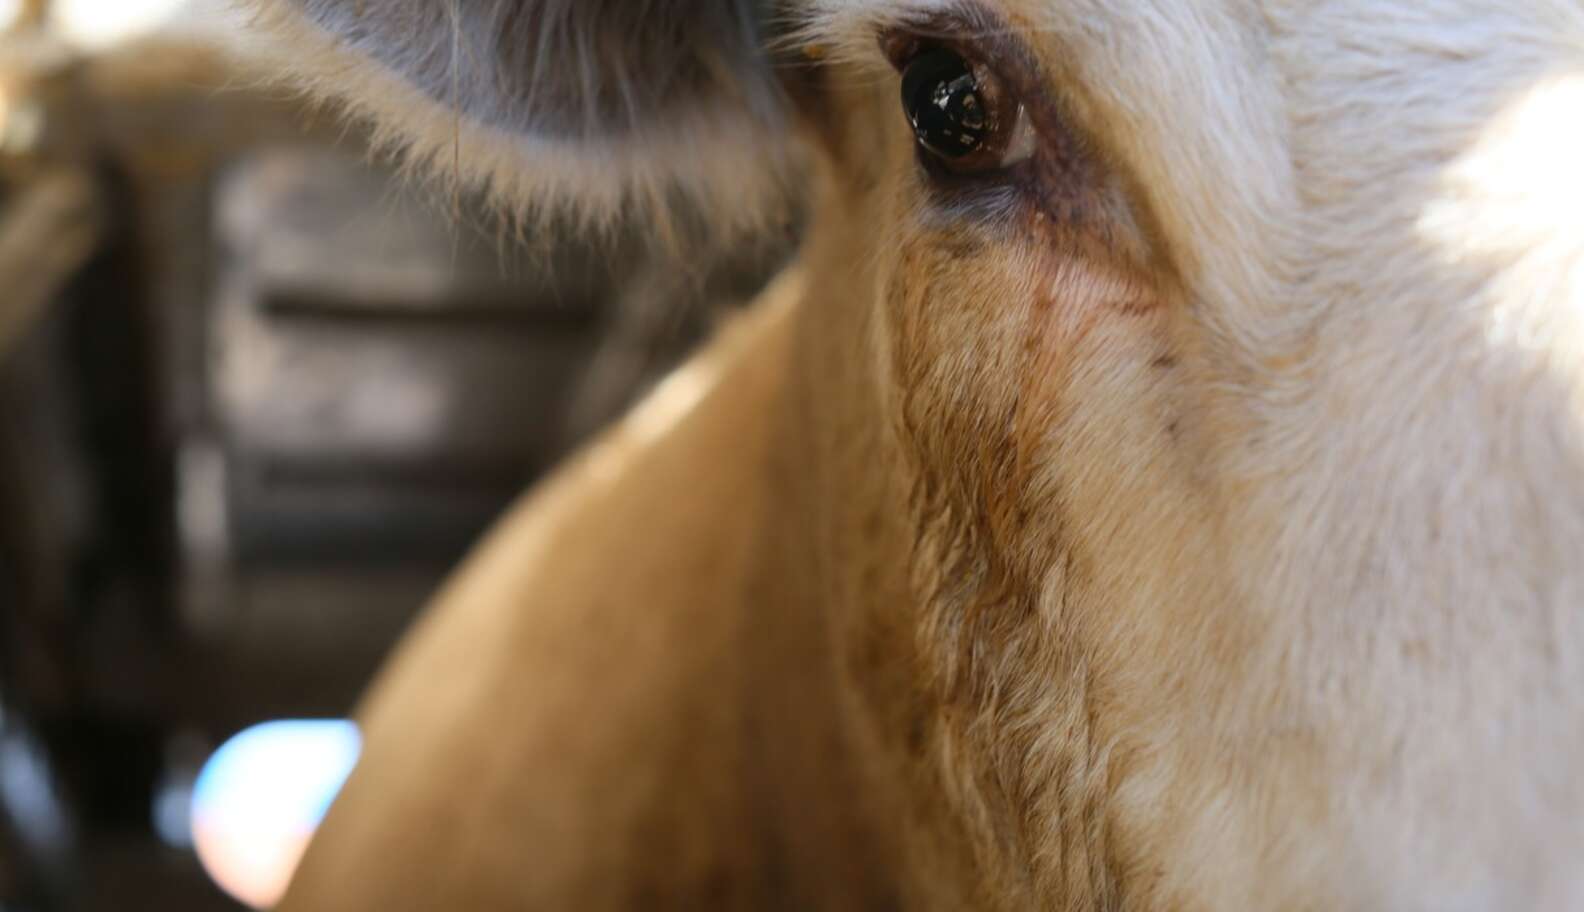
[733,169,1000,906]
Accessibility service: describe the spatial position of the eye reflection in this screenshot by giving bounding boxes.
[902,47,989,159]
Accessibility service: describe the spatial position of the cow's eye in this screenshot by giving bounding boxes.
[902,49,986,157]
[900,47,1030,175]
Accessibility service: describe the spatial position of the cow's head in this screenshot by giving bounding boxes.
[252,0,1584,907]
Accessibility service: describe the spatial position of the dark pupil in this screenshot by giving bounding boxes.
[901,48,987,159]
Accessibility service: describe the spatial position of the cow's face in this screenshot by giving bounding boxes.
[256,0,1584,907]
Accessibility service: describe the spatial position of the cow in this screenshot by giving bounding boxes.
[243,1,1584,908]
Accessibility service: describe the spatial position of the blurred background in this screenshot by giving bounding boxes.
[0,1,794,908]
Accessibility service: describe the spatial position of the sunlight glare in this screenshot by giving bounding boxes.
[192,720,361,910]
[52,0,189,49]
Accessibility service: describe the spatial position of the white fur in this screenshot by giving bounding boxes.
[807,2,1584,906]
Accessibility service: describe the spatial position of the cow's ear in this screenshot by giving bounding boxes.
[247,0,796,241]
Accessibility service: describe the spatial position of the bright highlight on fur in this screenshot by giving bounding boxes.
[1421,73,1584,362]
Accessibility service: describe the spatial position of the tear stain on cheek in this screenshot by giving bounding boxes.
[1029,252,1160,356]
[887,229,1162,568]
[1002,251,1161,538]
[887,230,1165,764]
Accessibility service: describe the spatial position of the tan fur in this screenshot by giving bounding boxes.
[256,1,1584,908]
